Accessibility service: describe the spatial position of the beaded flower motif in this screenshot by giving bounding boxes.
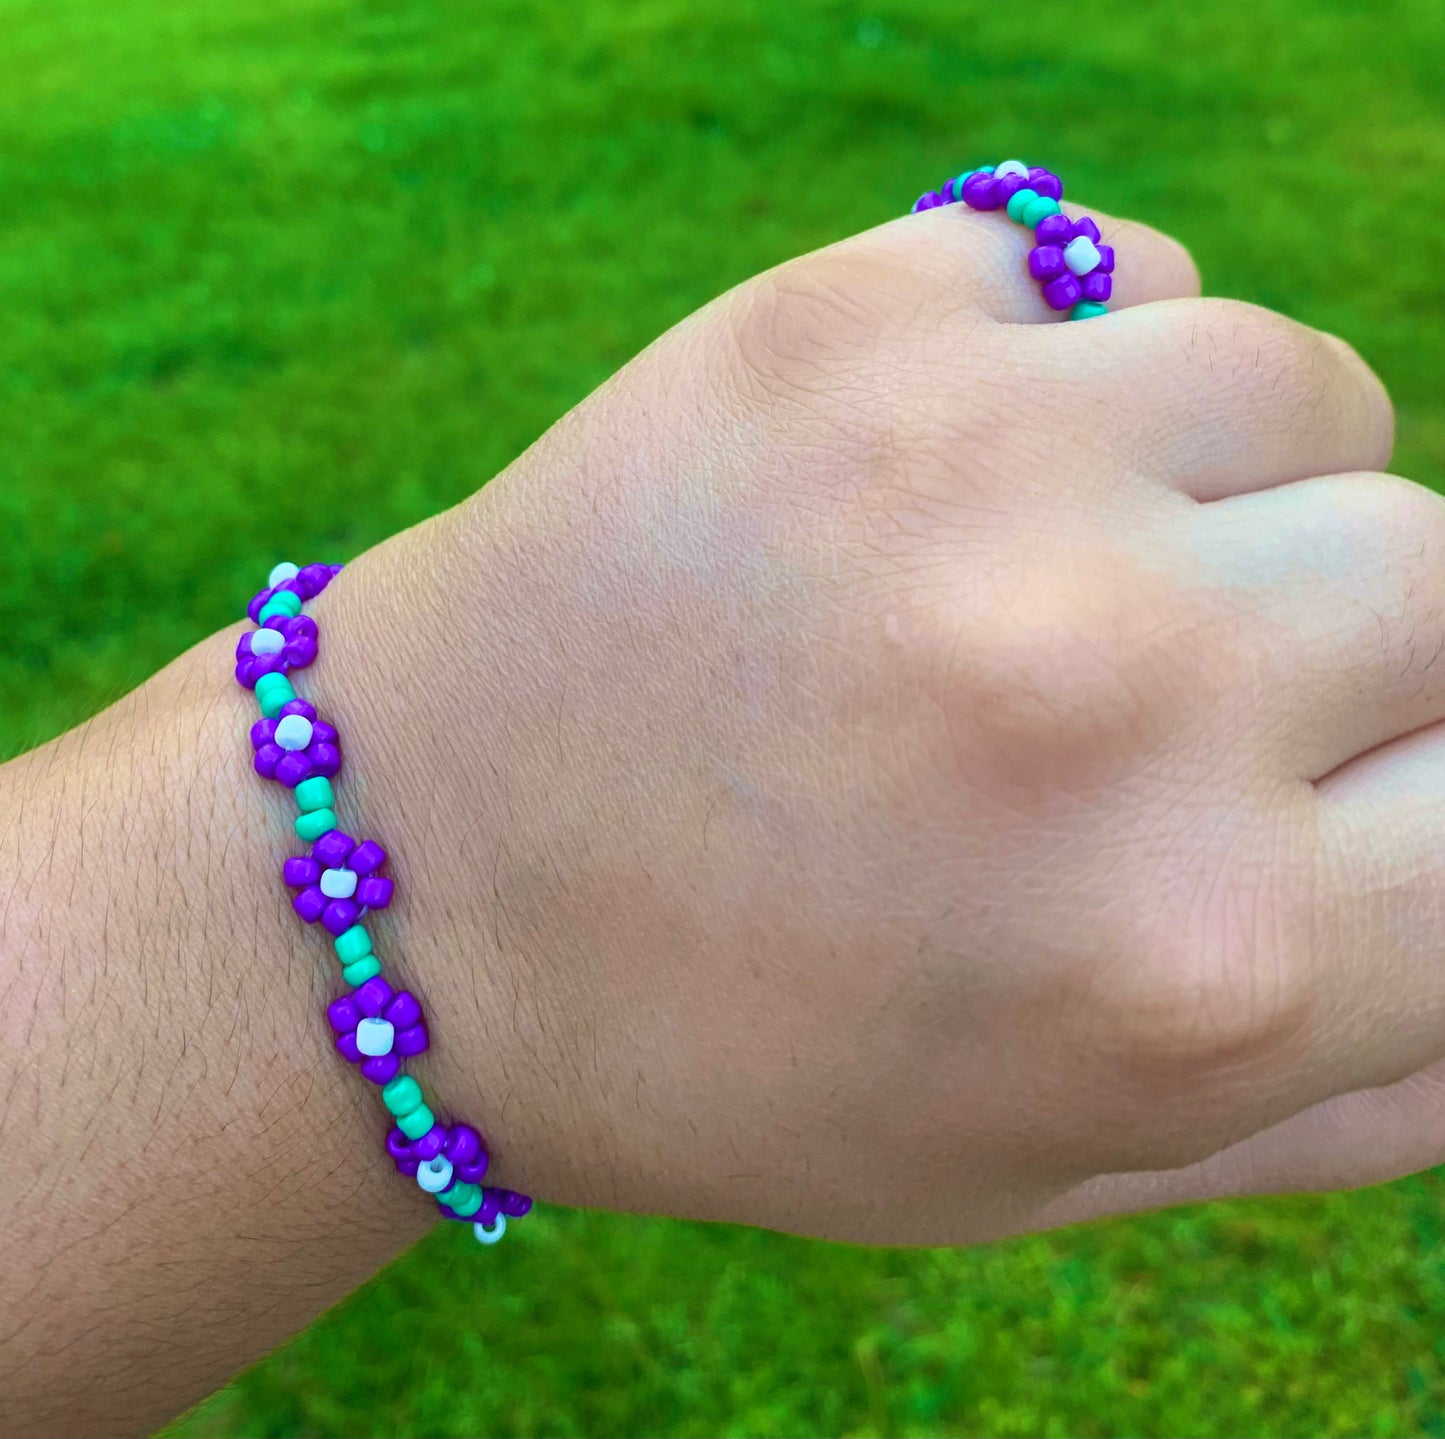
[250,700,342,789]
[283,830,394,936]
[234,613,318,689]
[1026,212,1115,313]
[326,974,429,1085]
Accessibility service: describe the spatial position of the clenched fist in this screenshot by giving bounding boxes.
[319,200,1441,1244]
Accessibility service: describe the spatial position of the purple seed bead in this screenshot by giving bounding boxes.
[385,1126,413,1163]
[393,1023,429,1058]
[994,171,1029,202]
[278,698,317,722]
[1028,245,1066,282]
[454,1157,489,1185]
[274,751,313,788]
[444,1123,483,1167]
[284,636,318,668]
[311,719,339,746]
[327,994,360,1034]
[353,975,394,1017]
[242,653,285,687]
[411,1124,446,1162]
[436,1204,465,1221]
[939,177,958,204]
[356,876,394,910]
[385,991,423,1030]
[477,1190,503,1227]
[290,614,319,641]
[1035,213,1072,246]
[322,898,360,936]
[500,1190,532,1218]
[1071,215,1101,244]
[361,1053,401,1085]
[336,1031,363,1063]
[247,588,273,624]
[911,190,943,213]
[395,1156,420,1177]
[294,886,327,923]
[313,830,355,868]
[350,839,387,876]
[283,855,322,888]
[308,743,342,778]
[1094,243,1115,275]
[295,563,333,599]
[1027,167,1063,202]
[1042,274,1082,311]
[961,171,1000,210]
[250,717,278,749]
[1081,271,1112,303]
[253,743,284,778]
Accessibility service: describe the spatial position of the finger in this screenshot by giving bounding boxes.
[1279,749,1445,1106]
[1018,296,1394,500]
[888,200,1201,323]
[1185,472,1445,781]
[1034,1058,1445,1230]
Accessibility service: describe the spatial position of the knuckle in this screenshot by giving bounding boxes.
[1089,850,1316,1103]
[1180,297,1393,464]
[723,245,929,393]
[925,540,1215,801]
[1343,469,1445,535]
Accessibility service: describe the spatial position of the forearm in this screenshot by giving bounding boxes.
[0,500,536,1435]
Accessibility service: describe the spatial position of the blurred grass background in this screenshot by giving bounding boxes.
[1,0,1443,1432]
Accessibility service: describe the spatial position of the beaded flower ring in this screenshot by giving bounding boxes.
[912,159,1115,321]
[236,560,531,1245]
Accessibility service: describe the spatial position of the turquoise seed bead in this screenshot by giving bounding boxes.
[256,676,296,718]
[1004,187,1039,223]
[294,775,334,813]
[334,924,373,963]
[341,955,382,986]
[295,807,336,842]
[1022,195,1061,228]
[1069,300,1109,321]
[258,590,303,622]
[382,1074,424,1118]
[398,1104,436,1141]
[441,1182,482,1217]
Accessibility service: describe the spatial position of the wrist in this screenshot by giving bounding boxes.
[0,633,434,1434]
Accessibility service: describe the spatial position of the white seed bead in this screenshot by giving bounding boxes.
[320,866,357,899]
[267,561,300,588]
[473,1214,507,1245]
[250,628,285,656]
[417,1154,454,1193]
[273,714,314,751]
[1063,235,1102,276]
[356,1016,395,1057]
[994,159,1029,180]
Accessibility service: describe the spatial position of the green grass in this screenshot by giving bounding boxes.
[1,0,1443,1432]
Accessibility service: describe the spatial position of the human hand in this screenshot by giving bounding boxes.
[322,200,1439,1245]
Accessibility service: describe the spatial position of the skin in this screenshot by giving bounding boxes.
[3,201,1442,1435]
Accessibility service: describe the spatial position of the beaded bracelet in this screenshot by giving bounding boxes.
[912,159,1115,320]
[235,560,531,1245]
